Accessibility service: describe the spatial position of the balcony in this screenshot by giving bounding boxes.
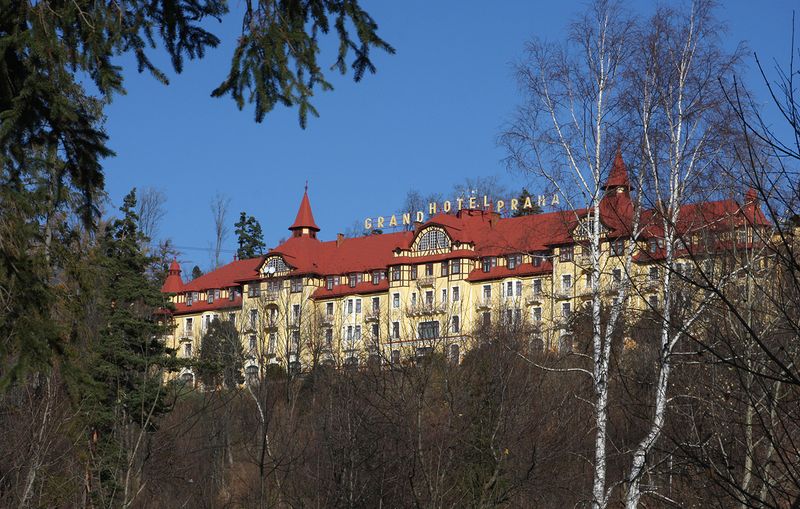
[264,318,279,331]
[475,298,492,310]
[417,275,436,287]
[262,291,279,303]
[406,302,445,316]
[525,293,543,306]
[556,289,573,300]
[320,314,335,326]
[365,309,381,322]
[180,329,194,340]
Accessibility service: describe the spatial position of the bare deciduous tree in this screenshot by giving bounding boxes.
[210,193,230,268]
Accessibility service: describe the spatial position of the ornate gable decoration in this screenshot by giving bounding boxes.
[261,255,290,276]
[572,217,609,241]
[413,227,451,253]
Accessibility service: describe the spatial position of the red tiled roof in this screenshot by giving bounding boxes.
[171,295,243,316]
[161,259,184,293]
[181,257,263,292]
[289,189,320,232]
[466,261,553,282]
[603,149,631,190]
[311,280,390,299]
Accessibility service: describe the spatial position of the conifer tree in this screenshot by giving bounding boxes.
[191,265,205,280]
[197,319,243,390]
[511,188,542,217]
[234,212,266,259]
[80,189,175,504]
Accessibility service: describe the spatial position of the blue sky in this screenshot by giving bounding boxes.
[101,0,798,271]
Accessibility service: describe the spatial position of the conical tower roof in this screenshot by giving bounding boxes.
[289,187,320,233]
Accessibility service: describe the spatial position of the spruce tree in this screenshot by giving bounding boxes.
[511,188,543,217]
[197,318,243,390]
[234,212,266,259]
[81,189,175,504]
[191,265,205,280]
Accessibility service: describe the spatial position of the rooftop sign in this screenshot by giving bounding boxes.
[364,193,560,230]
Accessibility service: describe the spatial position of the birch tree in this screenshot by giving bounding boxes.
[502,2,641,506]
[624,2,743,506]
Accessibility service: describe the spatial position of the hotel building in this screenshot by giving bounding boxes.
[160,154,771,383]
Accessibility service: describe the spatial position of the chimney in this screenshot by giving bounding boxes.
[337,233,344,247]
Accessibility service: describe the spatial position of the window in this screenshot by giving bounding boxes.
[325,328,333,349]
[482,311,491,327]
[326,276,334,290]
[184,343,192,357]
[613,268,622,283]
[371,323,379,340]
[207,291,214,304]
[559,246,574,262]
[326,302,334,317]
[349,273,357,288]
[186,292,193,306]
[417,229,450,251]
[611,239,625,256]
[354,325,362,340]
[483,285,492,302]
[425,263,434,276]
[229,288,236,301]
[347,299,354,314]
[586,273,593,289]
[411,292,417,307]
[229,313,236,323]
[391,266,401,281]
[452,286,460,301]
[372,271,381,284]
[267,280,281,293]
[649,266,659,281]
[532,279,542,296]
[441,261,449,277]
[562,302,571,318]
[507,281,514,297]
[418,320,440,339]
[391,349,401,364]
[441,288,447,303]
[392,293,400,309]
[450,259,461,274]
[532,307,542,322]
[532,255,542,267]
[250,309,258,329]
[392,321,400,339]
[410,265,418,280]
[290,330,300,352]
[268,333,276,354]
[185,317,193,334]
[562,274,572,291]
[245,365,259,382]
[516,281,522,297]
[648,239,658,254]
[482,257,497,273]
[265,256,289,273]
[425,291,434,306]
[292,305,300,324]
[451,315,460,333]
[290,278,302,293]
[448,344,460,364]
[249,334,257,351]
[355,298,362,314]
[507,254,522,270]
[371,297,380,313]
[269,308,277,325]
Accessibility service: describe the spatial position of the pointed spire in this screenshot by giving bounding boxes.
[603,148,631,192]
[289,186,320,237]
[161,259,184,293]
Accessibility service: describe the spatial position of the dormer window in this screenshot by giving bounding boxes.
[417,229,450,251]
[560,246,574,262]
[207,291,214,304]
[265,256,289,275]
[507,254,522,270]
[186,292,193,306]
[326,276,334,290]
[482,257,497,273]
[372,271,381,285]
[648,239,658,254]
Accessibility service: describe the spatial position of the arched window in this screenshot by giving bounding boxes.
[417,229,450,251]
[265,257,289,274]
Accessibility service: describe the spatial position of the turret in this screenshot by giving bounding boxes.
[288,185,320,238]
[161,259,184,293]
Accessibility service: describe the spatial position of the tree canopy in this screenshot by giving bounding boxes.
[235,212,266,259]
